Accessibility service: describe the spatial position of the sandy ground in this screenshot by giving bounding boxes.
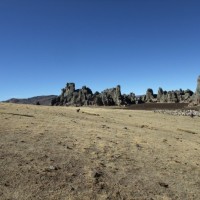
[0,103,200,200]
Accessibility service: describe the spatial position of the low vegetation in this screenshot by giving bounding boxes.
[0,103,200,199]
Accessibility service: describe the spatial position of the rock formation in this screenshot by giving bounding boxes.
[145,89,156,102]
[179,89,194,103]
[189,76,200,106]
[157,88,193,103]
[98,85,122,106]
[122,93,136,105]
[51,78,197,107]
[195,76,200,105]
[157,87,164,102]
[52,83,93,106]
[5,77,198,107]
[51,83,125,106]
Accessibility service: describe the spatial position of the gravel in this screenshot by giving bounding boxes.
[154,109,200,117]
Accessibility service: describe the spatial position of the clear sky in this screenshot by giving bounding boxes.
[0,0,200,100]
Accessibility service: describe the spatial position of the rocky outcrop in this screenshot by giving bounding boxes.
[157,88,164,102]
[166,91,178,103]
[51,78,197,107]
[5,77,198,107]
[145,89,156,102]
[143,88,193,103]
[122,93,136,105]
[157,88,193,103]
[189,76,200,106]
[178,89,194,103]
[53,83,93,106]
[98,85,122,106]
[51,83,125,106]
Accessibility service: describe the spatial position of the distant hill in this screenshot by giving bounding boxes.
[3,95,57,106]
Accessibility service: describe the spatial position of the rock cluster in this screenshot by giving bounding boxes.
[136,88,193,104]
[135,88,193,104]
[52,76,200,107]
[52,83,93,106]
[51,83,128,106]
[95,85,122,106]
[144,89,156,102]
[154,109,200,117]
[156,88,193,103]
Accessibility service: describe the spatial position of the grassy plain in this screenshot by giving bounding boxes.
[0,103,200,200]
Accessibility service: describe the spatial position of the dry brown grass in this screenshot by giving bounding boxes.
[0,103,200,200]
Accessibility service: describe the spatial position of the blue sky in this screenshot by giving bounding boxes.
[0,0,200,100]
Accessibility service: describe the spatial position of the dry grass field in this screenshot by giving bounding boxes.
[0,103,200,200]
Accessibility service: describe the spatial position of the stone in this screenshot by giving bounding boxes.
[51,79,196,106]
[100,85,122,106]
[66,83,75,95]
[182,89,193,103]
[135,96,144,104]
[93,85,123,106]
[159,182,169,188]
[195,76,200,105]
[189,76,200,106]
[63,83,93,106]
[167,91,178,103]
[154,109,200,117]
[157,88,193,103]
[51,83,124,106]
[93,94,103,106]
[122,93,136,105]
[145,88,155,102]
[157,87,164,102]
